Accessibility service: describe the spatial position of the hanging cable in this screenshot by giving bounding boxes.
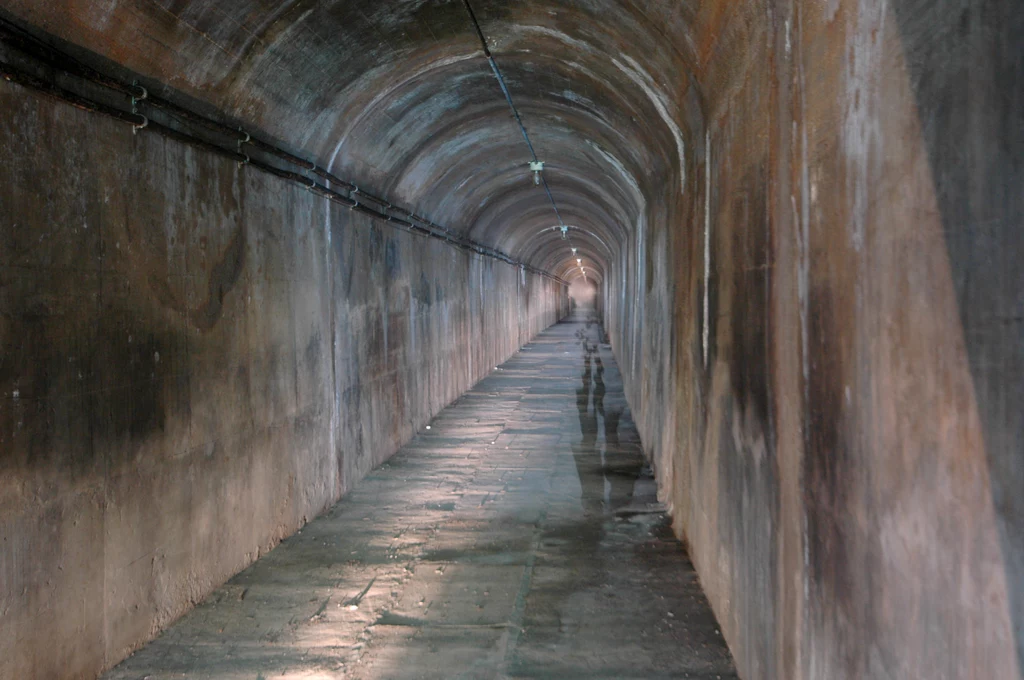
[461,0,582,267]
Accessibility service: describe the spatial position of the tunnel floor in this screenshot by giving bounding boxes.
[103,313,737,680]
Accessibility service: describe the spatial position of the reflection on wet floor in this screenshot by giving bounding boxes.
[572,321,634,521]
[104,313,737,680]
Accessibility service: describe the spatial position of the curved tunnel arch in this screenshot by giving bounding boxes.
[317,35,690,282]
[1,0,703,285]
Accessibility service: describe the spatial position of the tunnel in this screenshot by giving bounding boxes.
[1,0,1022,678]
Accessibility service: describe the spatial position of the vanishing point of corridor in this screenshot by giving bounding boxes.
[103,314,736,679]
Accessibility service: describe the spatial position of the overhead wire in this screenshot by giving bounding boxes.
[460,0,587,281]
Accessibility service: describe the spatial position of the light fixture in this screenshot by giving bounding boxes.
[529,161,544,186]
[576,258,582,265]
[560,225,568,239]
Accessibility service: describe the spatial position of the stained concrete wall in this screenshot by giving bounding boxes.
[605,0,1023,678]
[0,81,567,679]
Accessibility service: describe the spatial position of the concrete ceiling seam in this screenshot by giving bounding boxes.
[0,14,570,285]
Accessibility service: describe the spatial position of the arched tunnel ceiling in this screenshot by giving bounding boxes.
[3,0,705,281]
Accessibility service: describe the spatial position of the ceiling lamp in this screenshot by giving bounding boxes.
[529,161,544,186]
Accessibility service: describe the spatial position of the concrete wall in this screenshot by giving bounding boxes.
[606,0,1023,678]
[0,81,566,679]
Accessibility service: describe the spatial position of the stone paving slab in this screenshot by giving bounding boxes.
[104,313,737,680]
